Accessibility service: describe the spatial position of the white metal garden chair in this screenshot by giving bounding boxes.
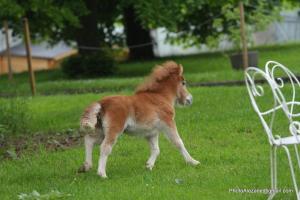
[245,61,300,200]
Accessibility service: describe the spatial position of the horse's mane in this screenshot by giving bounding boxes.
[135,61,181,93]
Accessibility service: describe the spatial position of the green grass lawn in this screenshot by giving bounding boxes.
[1,43,300,96]
[1,43,300,199]
[0,87,299,199]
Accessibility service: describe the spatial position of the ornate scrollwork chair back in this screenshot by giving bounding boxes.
[245,66,282,145]
[265,61,300,142]
[246,61,300,144]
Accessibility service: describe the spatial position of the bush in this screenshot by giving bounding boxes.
[62,50,117,78]
[0,98,31,135]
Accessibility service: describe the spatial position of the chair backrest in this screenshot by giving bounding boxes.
[245,61,300,145]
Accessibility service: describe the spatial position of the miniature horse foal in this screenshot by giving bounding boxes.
[78,61,200,178]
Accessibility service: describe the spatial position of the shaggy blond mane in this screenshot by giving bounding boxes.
[135,61,182,93]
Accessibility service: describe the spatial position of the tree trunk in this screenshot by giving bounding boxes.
[123,6,154,60]
[75,0,100,55]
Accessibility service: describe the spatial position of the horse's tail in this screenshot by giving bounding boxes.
[80,102,101,133]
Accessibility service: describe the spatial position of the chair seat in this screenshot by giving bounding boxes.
[274,135,300,145]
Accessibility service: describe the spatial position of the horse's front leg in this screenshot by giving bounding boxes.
[163,120,200,166]
[146,133,160,170]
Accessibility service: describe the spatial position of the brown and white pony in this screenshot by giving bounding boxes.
[78,61,200,178]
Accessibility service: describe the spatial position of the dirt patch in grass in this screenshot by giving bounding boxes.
[0,130,83,160]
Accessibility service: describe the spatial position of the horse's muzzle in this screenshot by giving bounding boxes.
[185,94,193,105]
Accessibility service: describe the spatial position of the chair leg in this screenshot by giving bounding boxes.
[268,146,278,200]
[282,145,300,200]
[294,145,300,169]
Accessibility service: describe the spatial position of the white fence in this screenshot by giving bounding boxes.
[153,10,300,57]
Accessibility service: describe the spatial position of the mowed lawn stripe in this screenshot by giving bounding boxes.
[1,43,300,96]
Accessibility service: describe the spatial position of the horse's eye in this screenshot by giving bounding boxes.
[182,80,186,85]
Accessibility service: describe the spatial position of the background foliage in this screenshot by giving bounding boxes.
[0,0,287,51]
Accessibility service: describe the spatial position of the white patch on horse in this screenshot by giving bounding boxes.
[124,117,159,137]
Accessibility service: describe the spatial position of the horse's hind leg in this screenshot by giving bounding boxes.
[78,129,104,173]
[96,109,126,178]
[97,129,122,178]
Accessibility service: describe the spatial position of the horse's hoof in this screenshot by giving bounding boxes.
[97,172,108,178]
[188,159,200,166]
[146,162,154,171]
[77,163,91,173]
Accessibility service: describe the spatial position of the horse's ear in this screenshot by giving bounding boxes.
[179,64,183,75]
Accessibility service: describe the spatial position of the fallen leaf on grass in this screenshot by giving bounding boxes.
[175,178,184,185]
